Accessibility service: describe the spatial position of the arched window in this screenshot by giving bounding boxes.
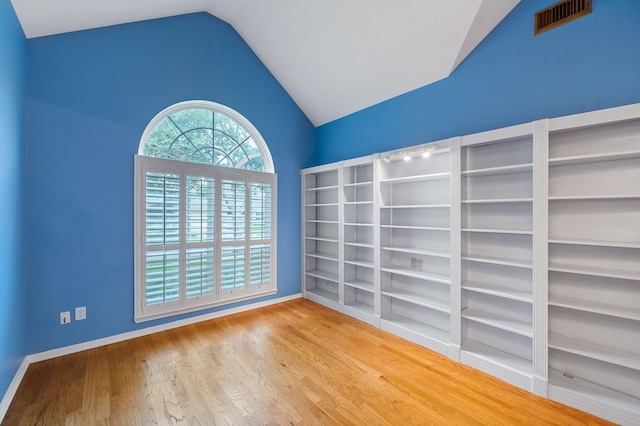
[139,101,274,172]
[134,101,277,322]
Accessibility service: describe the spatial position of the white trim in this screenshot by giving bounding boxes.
[138,100,275,173]
[0,294,300,423]
[548,102,640,132]
[0,357,29,423]
[30,294,300,363]
[135,289,278,323]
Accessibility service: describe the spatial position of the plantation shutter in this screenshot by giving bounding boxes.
[135,155,276,322]
[249,182,272,289]
[184,176,216,303]
[143,166,182,311]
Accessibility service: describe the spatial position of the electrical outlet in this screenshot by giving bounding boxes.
[60,311,71,325]
[410,257,423,270]
[75,306,86,321]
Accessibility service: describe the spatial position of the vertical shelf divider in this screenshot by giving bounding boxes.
[373,154,382,321]
[341,155,378,325]
[337,161,345,308]
[532,119,549,396]
[449,137,462,361]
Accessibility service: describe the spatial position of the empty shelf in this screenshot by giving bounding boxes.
[462,281,532,303]
[381,267,450,285]
[549,334,640,371]
[462,307,532,337]
[381,288,450,313]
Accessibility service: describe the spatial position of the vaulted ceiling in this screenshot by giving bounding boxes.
[10,0,520,126]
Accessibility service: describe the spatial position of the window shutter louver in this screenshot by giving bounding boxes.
[145,249,180,304]
[221,179,246,241]
[221,246,246,292]
[249,244,271,287]
[186,176,215,243]
[185,248,215,298]
[250,183,271,240]
[145,173,180,245]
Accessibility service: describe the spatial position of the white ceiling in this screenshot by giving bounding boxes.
[10,0,519,126]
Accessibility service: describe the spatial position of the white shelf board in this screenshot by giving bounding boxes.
[380,225,451,232]
[381,266,451,285]
[305,236,339,243]
[549,194,640,201]
[344,241,374,248]
[304,202,339,207]
[344,259,374,269]
[344,222,374,227]
[462,281,533,303]
[462,228,533,236]
[549,295,640,321]
[380,172,450,184]
[305,185,338,192]
[381,288,450,313]
[380,204,451,209]
[381,246,451,258]
[549,239,640,250]
[305,219,339,224]
[548,369,640,415]
[461,162,533,177]
[344,279,374,293]
[343,181,373,188]
[462,307,533,337]
[548,262,640,281]
[461,198,533,204]
[381,313,450,344]
[549,333,640,371]
[343,300,375,315]
[462,340,533,374]
[305,287,339,303]
[305,269,339,282]
[462,254,532,269]
[344,201,373,205]
[305,252,339,262]
[549,149,640,166]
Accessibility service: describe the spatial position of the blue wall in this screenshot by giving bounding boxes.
[0,0,26,401]
[316,0,640,164]
[25,13,315,354]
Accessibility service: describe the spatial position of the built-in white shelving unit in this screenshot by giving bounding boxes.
[379,146,452,356]
[342,156,379,326]
[459,129,535,390]
[546,112,640,425]
[302,164,341,309]
[301,103,640,426]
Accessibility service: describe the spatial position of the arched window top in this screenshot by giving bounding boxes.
[139,101,274,173]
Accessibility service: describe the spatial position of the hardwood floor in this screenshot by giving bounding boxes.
[3,299,613,425]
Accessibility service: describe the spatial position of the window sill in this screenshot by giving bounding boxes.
[134,288,277,323]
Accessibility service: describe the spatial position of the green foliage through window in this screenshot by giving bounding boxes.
[144,109,265,172]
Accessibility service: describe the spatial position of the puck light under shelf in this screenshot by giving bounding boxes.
[384,144,437,162]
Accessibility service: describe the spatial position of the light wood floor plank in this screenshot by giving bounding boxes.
[2,299,614,425]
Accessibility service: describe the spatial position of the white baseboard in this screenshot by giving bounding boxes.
[0,357,29,423]
[0,293,301,423]
[29,293,301,363]
[532,375,548,397]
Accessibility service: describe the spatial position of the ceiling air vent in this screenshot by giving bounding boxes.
[535,0,592,35]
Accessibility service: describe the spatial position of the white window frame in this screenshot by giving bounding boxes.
[134,101,277,322]
[140,100,274,173]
